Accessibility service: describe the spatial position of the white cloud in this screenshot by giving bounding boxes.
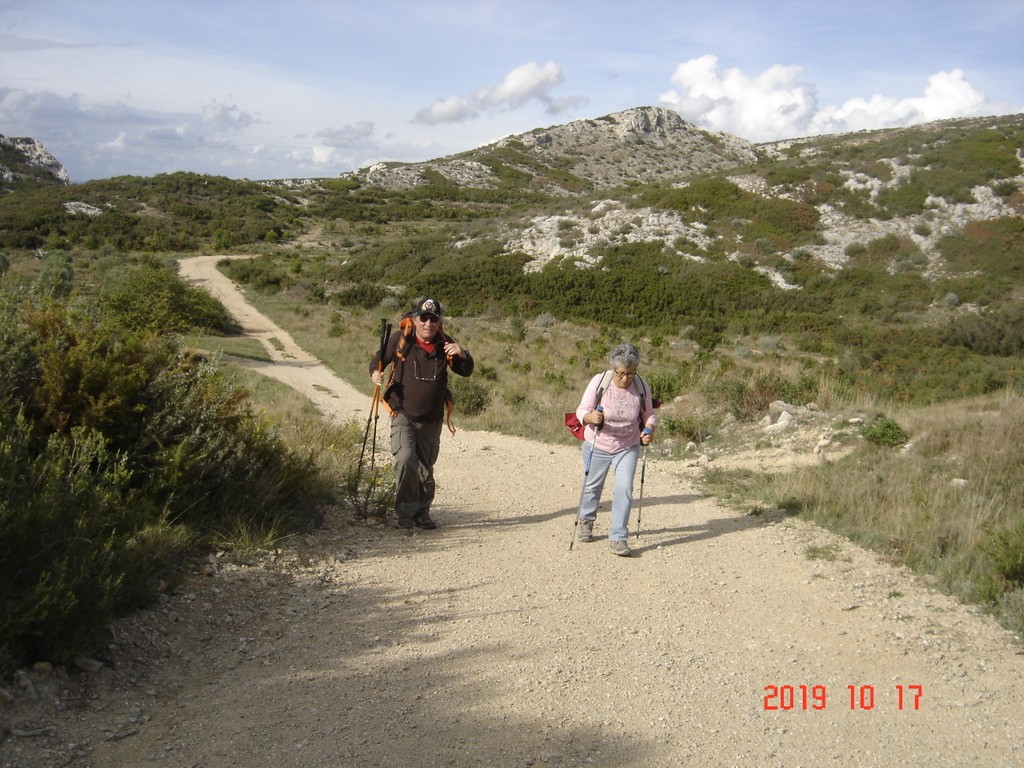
[660,55,994,141]
[310,145,340,166]
[415,95,477,125]
[809,69,987,135]
[415,60,583,124]
[306,122,379,169]
[0,86,276,178]
[315,122,376,147]
[99,132,126,150]
[660,55,817,142]
[474,61,563,108]
[201,101,256,130]
[2,80,402,179]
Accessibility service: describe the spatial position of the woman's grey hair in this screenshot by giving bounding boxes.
[609,343,640,371]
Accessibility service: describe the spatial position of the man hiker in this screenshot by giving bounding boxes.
[369,298,474,529]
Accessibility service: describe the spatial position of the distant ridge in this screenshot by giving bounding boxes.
[345,106,759,194]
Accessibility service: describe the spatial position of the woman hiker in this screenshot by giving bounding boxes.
[574,342,657,556]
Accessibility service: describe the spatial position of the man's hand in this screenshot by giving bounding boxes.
[443,341,467,358]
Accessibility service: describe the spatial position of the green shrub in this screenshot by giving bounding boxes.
[844,242,867,258]
[36,251,74,298]
[992,180,1018,198]
[475,364,499,381]
[763,163,815,187]
[986,521,1024,588]
[0,289,327,668]
[942,303,1024,356]
[997,588,1024,638]
[939,217,1024,282]
[645,370,683,401]
[860,415,908,447]
[220,254,295,292]
[0,413,190,665]
[449,376,490,416]
[713,370,815,421]
[658,412,714,443]
[332,283,387,309]
[875,175,929,216]
[0,172,297,252]
[850,233,922,267]
[101,264,238,334]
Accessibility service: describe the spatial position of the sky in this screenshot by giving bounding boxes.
[2,0,1023,183]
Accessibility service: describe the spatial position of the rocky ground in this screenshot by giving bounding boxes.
[2,257,1022,768]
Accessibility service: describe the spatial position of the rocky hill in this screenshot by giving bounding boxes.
[0,135,69,186]
[345,106,759,193]
[338,109,1024,283]
[4,108,1022,301]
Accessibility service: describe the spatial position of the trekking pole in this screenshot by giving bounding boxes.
[634,429,651,539]
[357,388,379,479]
[570,406,602,551]
[357,319,391,490]
[368,318,391,473]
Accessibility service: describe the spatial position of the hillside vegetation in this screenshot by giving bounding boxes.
[1,108,1023,666]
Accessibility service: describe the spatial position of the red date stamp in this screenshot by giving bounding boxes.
[763,684,924,711]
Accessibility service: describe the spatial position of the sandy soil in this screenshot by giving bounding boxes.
[2,255,1022,768]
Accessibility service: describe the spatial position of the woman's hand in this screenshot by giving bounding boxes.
[640,428,653,446]
[370,370,384,386]
[585,408,604,426]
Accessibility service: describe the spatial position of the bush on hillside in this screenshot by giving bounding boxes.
[220,254,295,293]
[986,522,1024,589]
[36,251,74,298]
[712,370,816,421]
[939,217,1024,282]
[0,172,299,251]
[942,303,1024,356]
[0,289,326,670]
[448,376,490,416]
[860,415,908,447]
[644,370,684,402]
[100,264,239,334]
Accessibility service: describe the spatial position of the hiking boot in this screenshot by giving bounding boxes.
[577,518,594,542]
[609,540,632,557]
[413,512,438,530]
[395,517,415,530]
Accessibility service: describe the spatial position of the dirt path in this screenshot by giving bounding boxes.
[3,257,1022,768]
[176,254,373,424]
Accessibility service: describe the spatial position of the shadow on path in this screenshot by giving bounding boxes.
[430,492,790,555]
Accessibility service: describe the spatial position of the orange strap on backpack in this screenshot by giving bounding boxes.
[445,399,456,435]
